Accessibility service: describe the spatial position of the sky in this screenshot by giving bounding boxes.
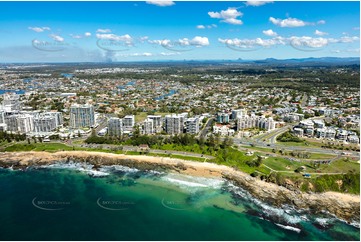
[0,1,359,62]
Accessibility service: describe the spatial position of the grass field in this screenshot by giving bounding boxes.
[242,145,336,160]
[308,153,336,159]
[276,141,320,148]
[318,159,360,174]
[262,156,301,172]
[4,143,81,152]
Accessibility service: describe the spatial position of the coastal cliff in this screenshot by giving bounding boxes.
[0,151,359,223]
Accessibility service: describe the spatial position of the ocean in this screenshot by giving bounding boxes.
[0,163,359,241]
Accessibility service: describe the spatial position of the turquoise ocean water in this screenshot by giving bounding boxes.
[0,163,359,241]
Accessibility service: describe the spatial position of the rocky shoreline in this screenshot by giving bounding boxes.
[0,151,359,223]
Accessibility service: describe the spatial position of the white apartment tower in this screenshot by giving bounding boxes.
[165,114,184,135]
[70,104,95,128]
[232,109,247,120]
[33,115,57,132]
[108,117,123,137]
[147,115,162,133]
[123,115,135,131]
[2,93,21,111]
[186,117,199,134]
[143,118,154,135]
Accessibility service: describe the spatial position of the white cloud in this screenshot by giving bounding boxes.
[262,29,277,37]
[96,29,111,33]
[223,18,243,25]
[28,27,51,33]
[314,30,328,36]
[146,1,175,7]
[119,52,153,57]
[160,52,180,56]
[197,24,217,29]
[96,33,133,45]
[246,1,273,6]
[208,8,243,25]
[179,36,210,46]
[219,34,360,51]
[71,32,92,39]
[219,36,285,49]
[338,36,359,43]
[331,48,360,54]
[70,34,82,39]
[148,39,171,47]
[149,37,209,47]
[317,20,326,25]
[139,52,153,56]
[49,34,64,42]
[139,36,149,42]
[269,17,307,27]
[289,36,328,48]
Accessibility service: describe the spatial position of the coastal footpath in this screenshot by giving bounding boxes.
[0,151,359,223]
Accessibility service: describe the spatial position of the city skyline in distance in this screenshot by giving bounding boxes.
[0,1,359,63]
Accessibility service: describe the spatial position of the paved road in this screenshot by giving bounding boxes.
[198,117,214,139]
[300,93,308,107]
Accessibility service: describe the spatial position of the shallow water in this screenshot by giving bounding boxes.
[0,164,359,241]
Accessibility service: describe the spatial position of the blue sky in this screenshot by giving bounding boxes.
[0,1,359,62]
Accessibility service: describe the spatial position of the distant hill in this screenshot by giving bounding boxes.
[1,57,359,67]
[244,57,360,66]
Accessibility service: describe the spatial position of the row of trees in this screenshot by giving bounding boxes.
[0,131,26,143]
[277,131,304,143]
[85,131,235,151]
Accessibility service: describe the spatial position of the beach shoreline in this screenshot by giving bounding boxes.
[0,150,359,223]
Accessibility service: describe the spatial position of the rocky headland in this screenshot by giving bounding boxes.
[0,151,359,223]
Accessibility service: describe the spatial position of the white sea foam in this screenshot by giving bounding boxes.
[87,170,110,177]
[105,165,139,173]
[40,162,94,171]
[350,221,360,228]
[315,217,331,227]
[39,162,110,177]
[164,177,209,187]
[225,182,303,225]
[275,223,301,233]
[162,173,225,190]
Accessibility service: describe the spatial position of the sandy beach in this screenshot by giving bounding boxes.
[0,150,359,222]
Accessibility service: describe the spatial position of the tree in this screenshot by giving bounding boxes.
[222,136,233,149]
[208,134,215,147]
[255,155,263,167]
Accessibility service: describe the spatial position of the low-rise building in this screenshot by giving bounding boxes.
[213,124,235,136]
